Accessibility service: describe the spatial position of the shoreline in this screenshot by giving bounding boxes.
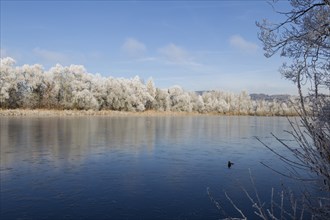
[0,109,203,117]
[0,109,295,117]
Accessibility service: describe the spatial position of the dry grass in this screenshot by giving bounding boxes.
[0,109,205,117]
[0,109,298,117]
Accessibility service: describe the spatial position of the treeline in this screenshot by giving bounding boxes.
[0,57,298,116]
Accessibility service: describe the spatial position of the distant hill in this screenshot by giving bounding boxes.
[195,91,206,96]
[195,91,292,102]
[249,93,292,102]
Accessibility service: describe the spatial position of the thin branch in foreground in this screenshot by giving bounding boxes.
[224,191,247,220]
[208,168,311,220]
[260,162,316,181]
[206,187,228,218]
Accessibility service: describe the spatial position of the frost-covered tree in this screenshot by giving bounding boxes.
[168,86,192,112]
[0,57,18,108]
[0,56,299,116]
[237,91,252,115]
[49,64,75,109]
[154,88,171,111]
[17,64,45,108]
[104,77,124,110]
[90,73,107,109]
[254,0,330,219]
[202,91,215,113]
[127,76,153,112]
[209,2,329,217]
[146,78,156,110]
[190,92,205,113]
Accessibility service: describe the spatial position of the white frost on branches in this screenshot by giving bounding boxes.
[0,57,297,115]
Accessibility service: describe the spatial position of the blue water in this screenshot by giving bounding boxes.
[0,116,310,219]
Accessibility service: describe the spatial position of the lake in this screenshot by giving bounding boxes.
[0,116,308,219]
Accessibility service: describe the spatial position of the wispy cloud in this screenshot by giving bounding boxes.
[121,38,146,58]
[33,47,68,63]
[136,57,157,62]
[119,41,205,71]
[158,43,188,64]
[158,43,201,67]
[229,35,259,53]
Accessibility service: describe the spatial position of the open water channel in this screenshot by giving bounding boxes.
[0,116,312,219]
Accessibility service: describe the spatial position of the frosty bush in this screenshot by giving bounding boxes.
[0,57,297,115]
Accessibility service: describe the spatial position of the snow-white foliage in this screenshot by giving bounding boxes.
[0,57,297,115]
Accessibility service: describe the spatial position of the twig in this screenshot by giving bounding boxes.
[224,191,247,220]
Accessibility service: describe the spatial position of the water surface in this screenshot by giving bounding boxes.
[1,116,303,219]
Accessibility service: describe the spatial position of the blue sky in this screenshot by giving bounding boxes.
[0,0,296,94]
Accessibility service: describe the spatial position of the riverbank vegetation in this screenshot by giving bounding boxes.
[0,109,205,117]
[1,57,298,116]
